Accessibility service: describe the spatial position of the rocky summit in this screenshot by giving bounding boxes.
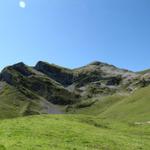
[0,61,149,118]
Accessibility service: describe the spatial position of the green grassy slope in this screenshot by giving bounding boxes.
[137,69,150,74]
[100,86,150,122]
[71,86,150,123]
[0,84,32,119]
[0,83,63,119]
[0,115,149,150]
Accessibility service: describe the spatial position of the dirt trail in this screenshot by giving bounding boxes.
[43,100,64,114]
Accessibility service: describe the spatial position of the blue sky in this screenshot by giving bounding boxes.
[0,0,150,71]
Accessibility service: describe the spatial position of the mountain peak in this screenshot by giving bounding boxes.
[13,62,26,67]
[88,61,104,66]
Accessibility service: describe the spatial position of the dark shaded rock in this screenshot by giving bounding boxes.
[35,61,74,86]
[0,69,13,85]
[106,76,122,86]
[73,71,103,87]
[12,62,33,76]
[88,61,103,66]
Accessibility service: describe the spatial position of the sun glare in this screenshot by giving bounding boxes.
[19,1,26,8]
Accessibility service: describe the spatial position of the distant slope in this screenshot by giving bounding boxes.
[70,94,126,115]
[74,86,150,122]
[100,86,150,122]
[137,69,150,74]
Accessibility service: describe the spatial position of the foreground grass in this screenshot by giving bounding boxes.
[0,115,149,150]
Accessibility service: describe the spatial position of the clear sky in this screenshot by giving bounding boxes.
[0,0,150,71]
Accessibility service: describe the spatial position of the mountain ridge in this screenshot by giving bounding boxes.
[0,60,149,118]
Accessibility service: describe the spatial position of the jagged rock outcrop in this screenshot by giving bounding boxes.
[35,61,74,86]
[0,62,80,105]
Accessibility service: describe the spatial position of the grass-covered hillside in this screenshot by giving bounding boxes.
[72,86,150,122]
[0,82,65,119]
[100,86,150,122]
[69,94,126,115]
[0,115,149,150]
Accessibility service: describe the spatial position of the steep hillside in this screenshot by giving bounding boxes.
[0,82,64,119]
[0,62,79,105]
